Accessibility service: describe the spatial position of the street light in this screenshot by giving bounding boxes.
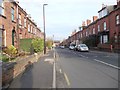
[43,4,48,54]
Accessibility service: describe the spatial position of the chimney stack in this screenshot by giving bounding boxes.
[82,21,86,26]
[102,3,106,8]
[117,0,120,7]
[93,16,98,22]
[86,19,91,26]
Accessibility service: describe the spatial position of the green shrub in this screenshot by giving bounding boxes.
[4,45,18,57]
[20,38,33,52]
[1,54,9,62]
[32,38,44,53]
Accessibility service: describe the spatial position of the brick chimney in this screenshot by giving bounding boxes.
[82,21,86,26]
[93,16,98,22]
[86,19,91,26]
[117,0,120,7]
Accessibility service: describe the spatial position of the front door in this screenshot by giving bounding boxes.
[12,30,15,46]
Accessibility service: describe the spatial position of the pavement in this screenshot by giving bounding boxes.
[9,50,54,88]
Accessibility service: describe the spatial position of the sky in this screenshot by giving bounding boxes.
[18,0,116,41]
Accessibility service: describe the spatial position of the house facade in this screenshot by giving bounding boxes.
[0,0,44,48]
[60,0,120,50]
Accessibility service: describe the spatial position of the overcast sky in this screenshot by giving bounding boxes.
[18,0,116,41]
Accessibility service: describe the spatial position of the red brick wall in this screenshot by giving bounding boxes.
[2,2,18,47]
[1,2,44,49]
[109,9,120,39]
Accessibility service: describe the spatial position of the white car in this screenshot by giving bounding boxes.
[60,46,65,49]
[69,45,75,50]
[77,44,89,52]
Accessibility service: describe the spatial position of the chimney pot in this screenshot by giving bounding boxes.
[82,21,86,26]
[86,19,91,26]
[93,16,98,22]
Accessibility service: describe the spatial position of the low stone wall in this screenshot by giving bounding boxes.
[2,52,43,89]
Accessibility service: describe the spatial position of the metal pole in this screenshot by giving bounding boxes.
[43,4,48,54]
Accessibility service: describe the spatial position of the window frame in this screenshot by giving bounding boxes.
[11,7,14,21]
[98,25,100,32]
[0,1,4,16]
[18,13,21,25]
[24,18,26,27]
[31,25,32,33]
[103,22,107,30]
[103,35,108,43]
[93,28,95,34]
[116,15,120,25]
[28,24,30,32]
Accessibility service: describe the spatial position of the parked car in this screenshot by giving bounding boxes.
[74,45,78,51]
[69,45,75,50]
[60,46,65,49]
[77,44,89,52]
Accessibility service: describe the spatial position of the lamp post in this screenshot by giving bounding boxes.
[43,4,48,54]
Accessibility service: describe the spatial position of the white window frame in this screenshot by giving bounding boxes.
[11,7,14,21]
[28,24,30,32]
[98,25,100,32]
[103,22,106,30]
[114,35,117,43]
[100,36,103,44]
[0,1,4,16]
[4,30,6,46]
[103,35,108,43]
[86,31,88,36]
[18,14,21,25]
[116,15,120,25]
[24,18,26,27]
[93,28,95,34]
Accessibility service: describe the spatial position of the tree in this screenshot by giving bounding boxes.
[46,38,53,49]
[32,38,44,52]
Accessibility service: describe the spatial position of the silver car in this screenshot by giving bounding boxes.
[77,44,89,52]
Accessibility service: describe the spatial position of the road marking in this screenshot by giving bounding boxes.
[64,73,70,86]
[52,61,56,88]
[70,49,119,69]
[52,51,56,88]
[44,59,54,64]
[59,69,62,73]
[94,59,120,70]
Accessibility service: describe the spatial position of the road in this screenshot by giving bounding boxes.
[8,48,119,89]
[55,47,119,88]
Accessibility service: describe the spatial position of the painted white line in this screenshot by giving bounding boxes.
[64,73,70,86]
[94,59,120,69]
[72,51,119,69]
[59,69,62,73]
[52,61,56,88]
[52,51,56,88]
